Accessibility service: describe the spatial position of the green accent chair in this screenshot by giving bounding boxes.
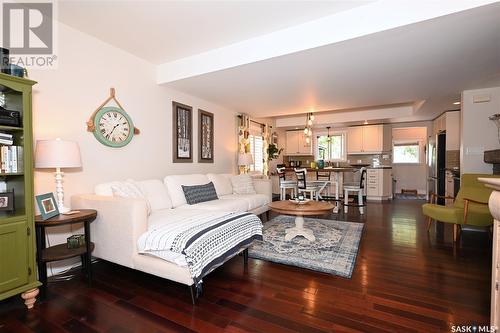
[422,174,500,242]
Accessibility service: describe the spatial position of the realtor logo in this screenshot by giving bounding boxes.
[2,2,53,54]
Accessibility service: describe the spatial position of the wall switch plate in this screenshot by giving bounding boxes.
[473,94,491,103]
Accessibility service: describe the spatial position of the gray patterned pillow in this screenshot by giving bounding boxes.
[182,182,219,205]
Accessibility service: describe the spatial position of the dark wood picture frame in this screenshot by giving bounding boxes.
[198,109,214,163]
[172,101,193,163]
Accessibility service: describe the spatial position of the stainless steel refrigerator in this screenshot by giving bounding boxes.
[427,131,446,203]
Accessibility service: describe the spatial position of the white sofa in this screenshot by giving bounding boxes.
[71,173,271,301]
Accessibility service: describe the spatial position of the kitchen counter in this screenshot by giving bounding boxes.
[368,166,392,169]
[280,167,355,173]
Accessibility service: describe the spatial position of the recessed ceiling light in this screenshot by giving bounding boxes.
[453,101,460,105]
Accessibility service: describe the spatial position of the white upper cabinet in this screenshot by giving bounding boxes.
[347,125,390,154]
[285,130,312,155]
[347,127,363,154]
[445,111,460,151]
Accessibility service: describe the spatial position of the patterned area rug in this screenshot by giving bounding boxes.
[248,215,364,278]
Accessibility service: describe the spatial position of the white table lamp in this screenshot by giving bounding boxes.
[238,153,253,174]
[35,139,82,213]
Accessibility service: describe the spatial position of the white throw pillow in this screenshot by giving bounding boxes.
[164,174,211,208]
[136,179,172,211]
[230,174,256,195]
[206,173,233,196]
[110,179,151,215]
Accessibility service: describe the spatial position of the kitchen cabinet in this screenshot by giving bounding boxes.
[366,168,392,200]
[285,130,312,156]
[433,114,446,136]
[347,125,391,154]
[432,111,460,151]
[445,111,460,151]
[347,127,363,153]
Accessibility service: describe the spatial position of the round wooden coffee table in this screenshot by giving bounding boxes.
[268,200,334,242]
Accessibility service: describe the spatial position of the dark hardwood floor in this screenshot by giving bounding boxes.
[0,199,492,333]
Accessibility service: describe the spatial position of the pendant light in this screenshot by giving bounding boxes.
[304,112,314,141]
[326,126,331,142]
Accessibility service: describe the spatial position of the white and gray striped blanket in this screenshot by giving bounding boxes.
[137,211,263,284]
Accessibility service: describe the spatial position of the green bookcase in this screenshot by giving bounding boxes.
[0,73,41,308]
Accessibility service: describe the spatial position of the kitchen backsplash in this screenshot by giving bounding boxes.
[446,150,460,169]
[347,153,392,166]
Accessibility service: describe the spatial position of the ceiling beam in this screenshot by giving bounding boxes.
[274,105,415,128]
[156,0,496,84]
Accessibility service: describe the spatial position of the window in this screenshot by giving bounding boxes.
[316,133,346,161]
[249,135,264,172]
[393,142,420,164]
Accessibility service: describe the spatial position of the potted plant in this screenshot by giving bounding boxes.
[267,143,283,160]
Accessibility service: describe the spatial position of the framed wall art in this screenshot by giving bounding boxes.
[198,109,214,163]
[172,101,193,163]
[35,192,59,220]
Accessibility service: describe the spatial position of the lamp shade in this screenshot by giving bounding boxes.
[35,139,82,169]
[238,153,253,166]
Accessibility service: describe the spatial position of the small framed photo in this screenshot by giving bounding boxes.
[36,193,59,220]
[0,190,15,212]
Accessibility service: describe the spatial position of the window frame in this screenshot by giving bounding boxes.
[314,130,347,162]
[392,140,423,165]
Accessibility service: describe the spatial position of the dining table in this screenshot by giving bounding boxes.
[283,166,357,213]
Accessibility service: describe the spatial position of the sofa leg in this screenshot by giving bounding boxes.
[243,248,249,265]
[189,284,197,305]
[426,217,432,231]
[189,283,203,305]
[453,224,459,243]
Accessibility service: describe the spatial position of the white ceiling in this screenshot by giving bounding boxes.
[165,2,500,120]
[58,0,371,64]
[58,1,500,123]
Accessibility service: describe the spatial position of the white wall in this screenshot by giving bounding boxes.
[391,122,431,194]
[461,86,500,173]
[30,22,238,273]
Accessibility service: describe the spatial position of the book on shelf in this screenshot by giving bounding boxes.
[0,145,23,174]
[0,132,13,145]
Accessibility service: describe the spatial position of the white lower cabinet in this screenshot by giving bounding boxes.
[366,168,392,200]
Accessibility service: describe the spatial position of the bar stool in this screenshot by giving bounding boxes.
[277,167,297,200]
[343,167,367,214]
[294,168,321,200]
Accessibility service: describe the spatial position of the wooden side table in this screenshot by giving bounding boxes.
[35,209,97,298]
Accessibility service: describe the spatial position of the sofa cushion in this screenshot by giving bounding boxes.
[95,181,123,196]
[230,174,256,195]
[206,173,233,196]
[220,194,270,211]
[182,182,218,205]
[164,174,210,208]
[136,179,172,211]
[110,180,152,215]
[176,198,248,212]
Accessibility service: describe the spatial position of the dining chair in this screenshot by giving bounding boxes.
[294,168,321,200]
[277,167,297,200]
[343,167,367,214]
[315,171,338,201]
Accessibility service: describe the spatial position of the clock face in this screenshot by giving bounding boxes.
[93,106,134,147]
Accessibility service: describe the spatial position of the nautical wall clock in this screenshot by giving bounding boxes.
[87,88,140,148]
